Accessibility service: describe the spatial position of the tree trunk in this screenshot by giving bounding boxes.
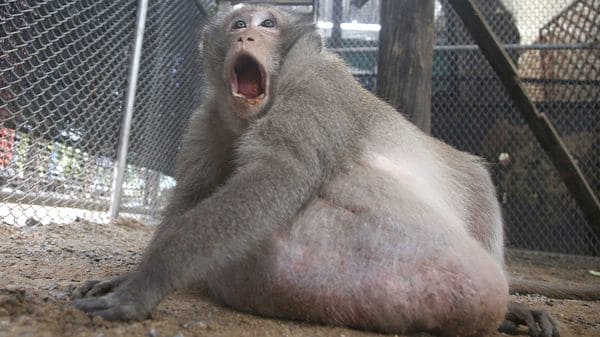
[376,0,434,134]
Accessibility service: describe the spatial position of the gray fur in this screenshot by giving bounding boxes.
[73,6,568,337]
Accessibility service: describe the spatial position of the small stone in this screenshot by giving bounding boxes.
[498,152,511,167]
[92,315,108,325]
[182,320,208,329]
[148,328,159,337]
[26,218,42,227]
[52,291,68,300]
[174,332,184,337]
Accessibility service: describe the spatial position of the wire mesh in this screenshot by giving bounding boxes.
[117,0,205,221]
[1,0,598,255]
[432,0,599,256]
[0,0,207,225]
[317,0,379,90]
[316,0,599,255]
[1,0,137,225]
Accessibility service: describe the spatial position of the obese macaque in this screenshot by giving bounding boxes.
[75,5,600,337]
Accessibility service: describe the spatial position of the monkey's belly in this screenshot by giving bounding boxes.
[207,196,508,336]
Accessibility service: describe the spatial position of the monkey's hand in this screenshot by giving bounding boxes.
[499,302,560,337]
[72,276,155,321]
[72,274,127,299]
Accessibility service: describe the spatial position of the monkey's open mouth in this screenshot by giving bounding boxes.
[231,54,266,100]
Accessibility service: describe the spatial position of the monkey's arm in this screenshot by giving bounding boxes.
[162,108,235,219]
[74,113,334,320]
[71,108,234,303]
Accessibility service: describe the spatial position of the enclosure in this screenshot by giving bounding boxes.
[1,0,599,336]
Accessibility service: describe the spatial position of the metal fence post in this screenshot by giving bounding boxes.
[109,0,150,220]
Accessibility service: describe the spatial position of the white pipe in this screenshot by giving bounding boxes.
[109,0,149,220]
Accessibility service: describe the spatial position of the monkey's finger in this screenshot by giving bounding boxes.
[86,279,122,298]
[93,308,125,321]
[73,296,112,312]
[71,280,101,299]
[93,304,150,321]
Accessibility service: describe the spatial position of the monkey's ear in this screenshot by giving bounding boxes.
[283,15,322,55]
[282,27,322,57]
[201,21,227,58]
[305,28,323,52]
[201,21,219,46]
[294,12,314,25]
[298,12,322,50]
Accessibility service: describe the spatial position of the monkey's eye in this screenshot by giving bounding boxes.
[233,20,247,29]
[260,19,275,28]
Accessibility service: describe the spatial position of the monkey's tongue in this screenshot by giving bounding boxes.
[237,66,263,99]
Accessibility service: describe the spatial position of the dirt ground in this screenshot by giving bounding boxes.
[0,219,598,337]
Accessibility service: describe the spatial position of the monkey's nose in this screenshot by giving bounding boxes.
[237,37,255,42]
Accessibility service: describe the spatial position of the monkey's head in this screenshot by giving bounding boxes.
[202,6,319,119]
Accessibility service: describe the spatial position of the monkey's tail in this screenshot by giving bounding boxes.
[509,278,600,301]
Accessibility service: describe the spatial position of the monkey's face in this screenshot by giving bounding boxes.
[222,8,284,119]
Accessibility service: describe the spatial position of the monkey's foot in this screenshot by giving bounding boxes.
[499,302,559,337]
[73,287,151,321]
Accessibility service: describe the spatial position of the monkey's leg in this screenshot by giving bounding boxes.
[499,302,560,337]
[454,164,560,337]
[162,110,234,219]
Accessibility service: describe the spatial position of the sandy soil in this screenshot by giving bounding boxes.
[0,219,598,337]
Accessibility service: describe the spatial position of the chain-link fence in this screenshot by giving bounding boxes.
[1,0,136,225]
[117,0,207,221]
[317,0,599,255]
[432,0,599,256]
[1,0,598,255]
[0,0,207,226]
